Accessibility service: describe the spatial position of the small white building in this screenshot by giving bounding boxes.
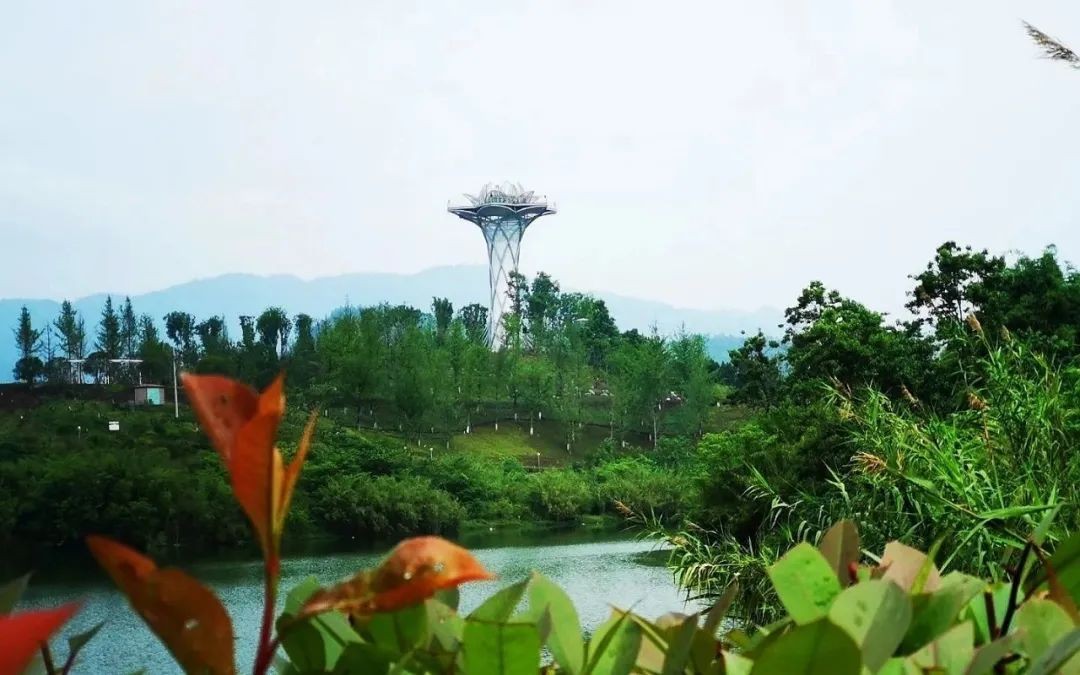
[134,384,165,406]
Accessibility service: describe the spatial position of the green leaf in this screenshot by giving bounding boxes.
[875,658,905,675]
[963,634,1020,675]
[284,577,321,615]
[723,652,753,675]
[1026,531,1080,602]
[702,583,738,636]
[65,621,105,668]
[278,577,362,672]
[435,587,460,611]
[961,584,1010,645]
[660,613,699,675]
[364,603,429,653]
[749,619,861,675]
[724,629,752,652]
[277,620,331,673]
[818,521,860,586]
[629,614,667,674]
[273,653,301,675]
[912,537,944,594]
[1014,599,1079,671]
[899,573,984,654]
[331,643,394,675]
[463,619,541,675]
[585,612,642,675]
[1027,629,1080,675]
[903,621,973,675]
[827,580,911,672]
[529,572,584,675]
[1032,504,1061,547]
[426,597,465,654]
[880,541,941,593]
[767,543,842,624]
[0,573,31,613]
[469,579,529,623]
[742,618,793,658]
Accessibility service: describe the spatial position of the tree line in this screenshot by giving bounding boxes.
[11,298,320,389]
[722,242,1080,413]
[11,272,721,451]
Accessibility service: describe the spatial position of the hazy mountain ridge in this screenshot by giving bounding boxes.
[0,266,781,380]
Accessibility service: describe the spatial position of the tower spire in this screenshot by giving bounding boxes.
[448,182,556,347]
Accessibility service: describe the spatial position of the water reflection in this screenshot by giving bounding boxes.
[22,535,687,674]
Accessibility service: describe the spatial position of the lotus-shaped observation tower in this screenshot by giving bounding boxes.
[448,182,556,347]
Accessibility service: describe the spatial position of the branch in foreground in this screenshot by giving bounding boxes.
[1024,21,1080,69]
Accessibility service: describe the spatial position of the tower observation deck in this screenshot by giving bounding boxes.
[448,182,556,347]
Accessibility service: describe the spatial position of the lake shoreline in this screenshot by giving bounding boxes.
[2,514,637,584]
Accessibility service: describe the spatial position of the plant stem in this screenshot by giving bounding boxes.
[252,559,279,675]
[41,645,56,675]
[999,541,1031,637]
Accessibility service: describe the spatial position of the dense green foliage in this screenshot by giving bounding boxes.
[265,521,1080,674]
[658,243,1080,626]
[0,400,711,556]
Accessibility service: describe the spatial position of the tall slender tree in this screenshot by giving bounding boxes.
[52,300,85,380]
[95,296,123,382]
[256,307,292,358]
[432,298,454,345]
[12,305,43,384]
[164,311,198,366]
[120,296,138,358]
[290,313,318,387]
[458,304,489,345]
[41,324,64,384]
[137,314,170,383]
[195,316,229,355]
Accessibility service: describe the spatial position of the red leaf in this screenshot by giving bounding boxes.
[183,373,305,563]
[0,603,80,675]
[301,536,494,617]
[181,374,259,461]
[278,411,318,529]
[87,536,235,675]
[229,411,281,555]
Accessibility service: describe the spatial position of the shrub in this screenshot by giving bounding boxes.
[311,473,465,539]
[593,456,692,521]
[526,469,595,522]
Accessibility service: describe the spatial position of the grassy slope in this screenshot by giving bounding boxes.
[356,404,753,468]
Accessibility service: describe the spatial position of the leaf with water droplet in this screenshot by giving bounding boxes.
[87,535,234,675]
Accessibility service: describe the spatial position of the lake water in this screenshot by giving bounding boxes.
[21,531,690,673]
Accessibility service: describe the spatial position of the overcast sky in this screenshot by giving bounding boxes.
[2,1,1079,315]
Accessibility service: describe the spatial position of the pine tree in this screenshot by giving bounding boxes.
[96,296,122,359]
[53,301,84,361]
[120,296,138,358]
[137,314,170,383]
[94,296,122,382]
[432,298,454,344]
[12,305,43,383]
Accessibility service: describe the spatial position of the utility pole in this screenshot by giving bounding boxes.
[172,348,179,419]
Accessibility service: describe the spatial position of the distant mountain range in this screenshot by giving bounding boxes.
[0,266,781,381]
